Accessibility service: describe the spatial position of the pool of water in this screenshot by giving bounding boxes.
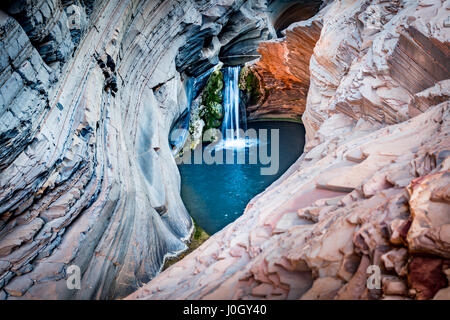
[178,121,305,234]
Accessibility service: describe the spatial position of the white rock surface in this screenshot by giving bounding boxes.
[0,0,279,299]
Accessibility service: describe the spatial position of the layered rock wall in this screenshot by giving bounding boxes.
[246,16,323,121]
[129,0,450,300]
[1,0,449,301]
[0,0,277,300]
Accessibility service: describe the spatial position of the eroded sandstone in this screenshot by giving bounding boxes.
[128,0,450,301]
[0,0,281,300]
[0,0,449,301]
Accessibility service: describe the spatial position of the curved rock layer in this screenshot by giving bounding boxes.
[247,15,322,121]
[0,0,277,300]
[270,0,322,34]
[128,0,450,300]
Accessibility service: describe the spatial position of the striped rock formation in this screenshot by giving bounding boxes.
[128,0,450,300]
[0,0,278,299]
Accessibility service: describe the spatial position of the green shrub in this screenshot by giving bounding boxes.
[201,70,224,130]
[239,66,261,104]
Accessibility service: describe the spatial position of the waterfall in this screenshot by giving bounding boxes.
[169,68,214,155]
[215,65,258,151]
[171,65,255,154]
[221,66,244,147]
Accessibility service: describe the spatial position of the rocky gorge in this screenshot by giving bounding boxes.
[0,0,449,301]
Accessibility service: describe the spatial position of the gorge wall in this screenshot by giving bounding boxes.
[129,0,450,300]
[0,0,284,299]
[246,17,322,121]
[0,0,449,301]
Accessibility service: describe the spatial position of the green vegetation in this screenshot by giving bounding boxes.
[202,101,223,129]
[201,70,224,130]
[183,69,224,151]
[239,66,262,105]
[162,219,210,271]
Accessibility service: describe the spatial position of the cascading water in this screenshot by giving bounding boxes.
[171,65,256,154]
[176,67,306,234]
[169,68,214,155]
[221,66,241,143]
[218,66,256,150]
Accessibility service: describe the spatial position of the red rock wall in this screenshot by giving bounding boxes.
[128,0,450,301]
[246,18,322,121]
